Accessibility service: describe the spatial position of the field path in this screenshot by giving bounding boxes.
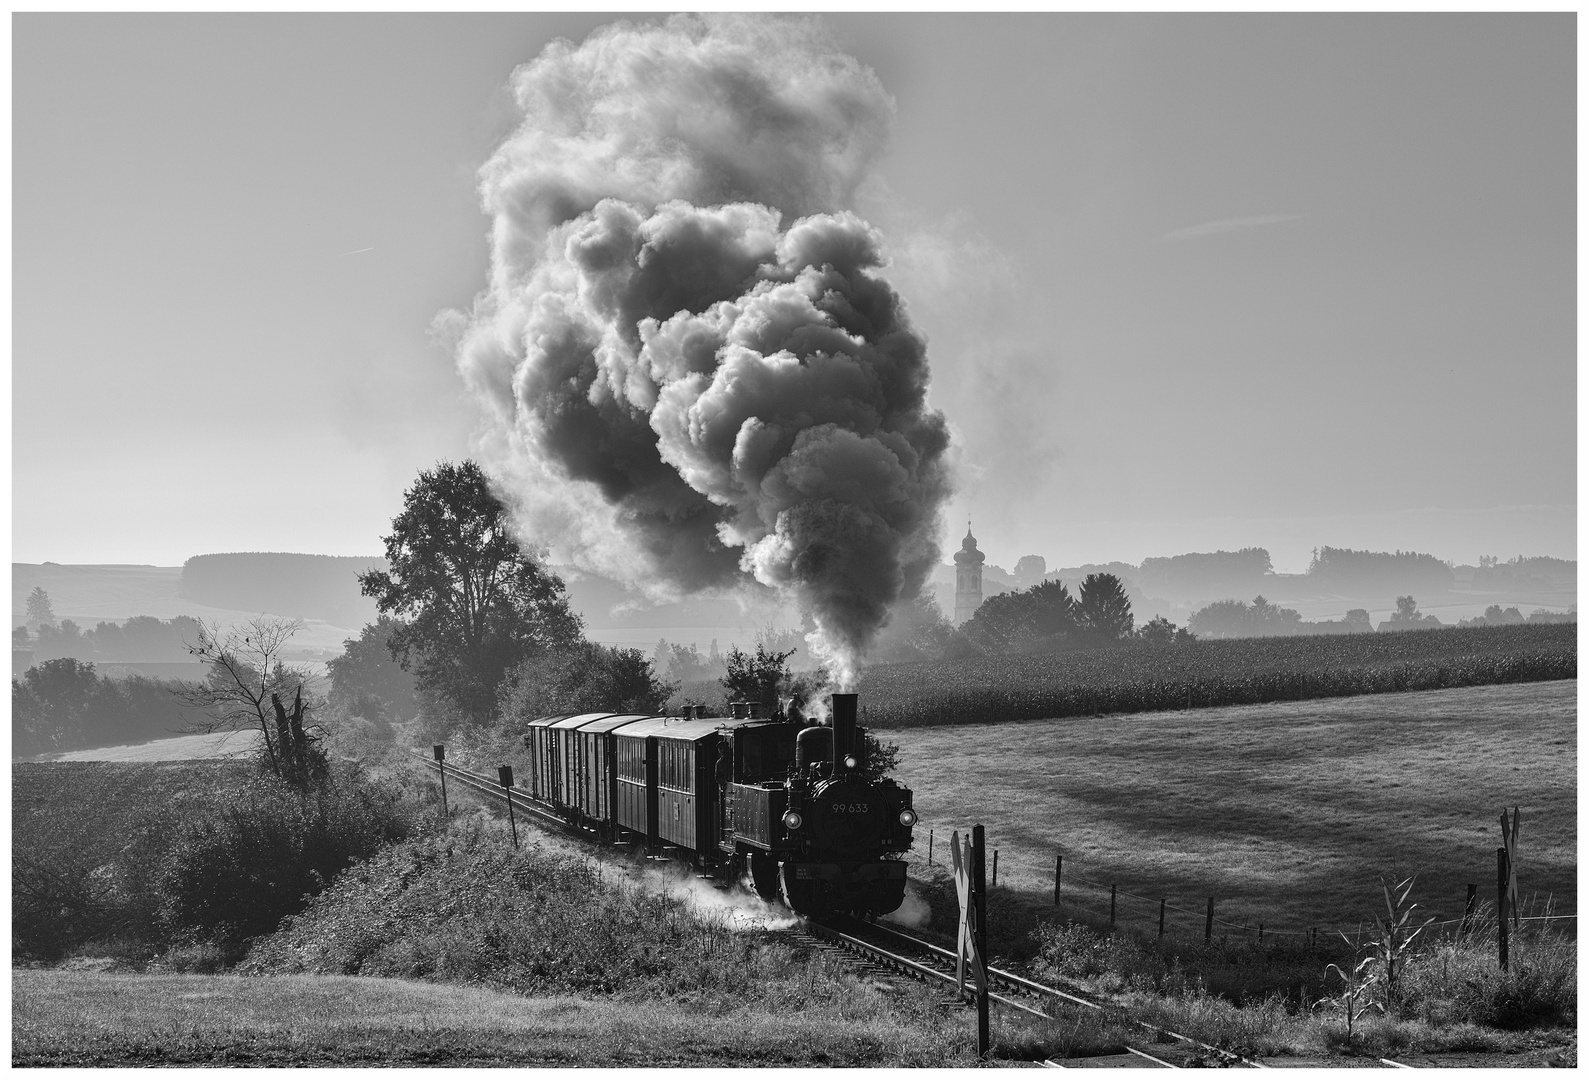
[887,681,1575,935]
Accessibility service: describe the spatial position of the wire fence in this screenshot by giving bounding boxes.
[915,824,1575,951]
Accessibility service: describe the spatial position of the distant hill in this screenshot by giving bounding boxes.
[13,556,796,661]
[18,542,1574,666]
[179,553,384,628]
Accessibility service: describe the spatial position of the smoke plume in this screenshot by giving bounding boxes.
[450,15,951,684]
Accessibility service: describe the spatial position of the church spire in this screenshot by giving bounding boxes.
[953,522,984,624]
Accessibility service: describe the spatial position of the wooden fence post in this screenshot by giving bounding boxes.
[992,849,999,887]
[1053,853,1062,906]
[1497,847,1509,971]
[928,829,934,866]
[1158,899,1166,938]
[1205,897,1214,942]
[1109,884,1117,929]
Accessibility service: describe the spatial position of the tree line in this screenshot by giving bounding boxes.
[14,605,203,664]
[12,659,208,757]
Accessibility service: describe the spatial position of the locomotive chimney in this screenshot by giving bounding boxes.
[831,693,858,771]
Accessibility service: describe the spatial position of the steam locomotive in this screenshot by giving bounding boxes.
[520,693,917,917]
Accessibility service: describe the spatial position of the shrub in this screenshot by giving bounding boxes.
[153,764,424,948]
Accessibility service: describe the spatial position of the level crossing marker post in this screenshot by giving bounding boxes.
[499,765,518,849]
[972,824,990,1060]
[432,744,448,818]
[1497,847,1509,971]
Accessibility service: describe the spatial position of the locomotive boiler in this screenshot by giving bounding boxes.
[521,692,916,917]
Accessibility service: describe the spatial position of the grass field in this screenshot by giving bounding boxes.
[38,729,262,763]
[886,681,1576,941]
[9,968,1017,1066]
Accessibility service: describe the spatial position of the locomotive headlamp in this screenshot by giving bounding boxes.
[843,754,858,769]
[897,808,918,827]
[782,810,804,830]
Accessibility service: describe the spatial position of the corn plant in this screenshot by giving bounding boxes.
[1316,945,1382,1046]
[854,622,1576,729]
[1374,874,1437,1014]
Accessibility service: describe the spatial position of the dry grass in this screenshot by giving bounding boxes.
[888,681,1575,938]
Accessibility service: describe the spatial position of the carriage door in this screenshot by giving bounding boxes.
[716,732,734,846]
[547,730,560,806]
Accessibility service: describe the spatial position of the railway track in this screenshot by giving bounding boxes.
[411,751,593,840]
[800,915,1266,1068]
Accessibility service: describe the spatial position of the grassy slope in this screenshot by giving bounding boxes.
[887,681,1575,937]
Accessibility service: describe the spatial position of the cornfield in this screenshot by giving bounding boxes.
[857,623,1576,729]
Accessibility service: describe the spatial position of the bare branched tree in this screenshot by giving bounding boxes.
[180,616,328,789]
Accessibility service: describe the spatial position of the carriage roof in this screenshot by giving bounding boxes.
[611,714,789,743]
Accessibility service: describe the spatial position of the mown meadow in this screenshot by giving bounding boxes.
[855,622,1574,728]
[887,681,1575,942]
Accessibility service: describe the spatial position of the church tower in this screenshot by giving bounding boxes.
[953,524,986,626]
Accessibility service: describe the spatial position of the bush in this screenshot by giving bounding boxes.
[154,765,424,947]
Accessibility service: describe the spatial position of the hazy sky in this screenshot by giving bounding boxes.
[13,13,1575,574]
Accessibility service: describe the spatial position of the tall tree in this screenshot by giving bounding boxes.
[1075,573,1134,640]
[326,616,421,722]
[721,642,798,711]
[358,461,584,726]
[499,642,675,722]
[25,587,55,631]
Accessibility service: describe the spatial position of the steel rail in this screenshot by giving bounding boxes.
[801,919,1052,1019]
[409,751,588,838]
[860,919,1105,1012]
[840,918,1267,1069]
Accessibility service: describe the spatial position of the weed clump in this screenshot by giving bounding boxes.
[1399,919,1576,1030]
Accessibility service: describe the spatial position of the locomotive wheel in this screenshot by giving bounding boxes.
[749,852,780,901]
